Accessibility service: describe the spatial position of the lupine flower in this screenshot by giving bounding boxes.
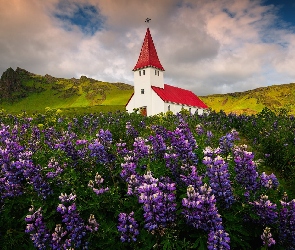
[195,124,204,135]
[126,121,139,138]
[259,172,279,189]
[25,206,51,250]
[46,158,65,178]
[279,196,295,248]
[138,171,177,233]
[261,227,276,247]
[148,134,166,159]
[182,184,223,232]
[233,145,259,191]
[219,129,239,156]
[88,173,109,195]
[133,137,150,162]
[165,122,198,179]
[204,155,235,207]
[120,162,137,180]
[86,214,99,232]
[207,228,230,250]
[117,212,139,242]
[54,193,96,249]
[180,165,203,190]
[250,195,278,225]
[203,146,221,159]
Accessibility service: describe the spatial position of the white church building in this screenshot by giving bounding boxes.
[126,28,208,116]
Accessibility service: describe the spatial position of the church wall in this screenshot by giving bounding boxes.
[163,102,205,115]
[151,90,164,115]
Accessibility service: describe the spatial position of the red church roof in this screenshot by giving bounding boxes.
[152,84,208,108]
[133,28,165,71]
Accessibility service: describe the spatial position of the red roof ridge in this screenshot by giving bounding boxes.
[152,84,208,109]
[133,28,165,71]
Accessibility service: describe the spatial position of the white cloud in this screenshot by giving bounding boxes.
[0,0,294,95]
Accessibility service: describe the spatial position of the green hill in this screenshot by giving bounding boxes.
[1,67,294,115]
[199,83,295,115]
[0,67,133,114]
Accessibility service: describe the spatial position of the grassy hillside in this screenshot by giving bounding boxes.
[199,83,295,115]
[1,67,295,116]
[0,68,133,114]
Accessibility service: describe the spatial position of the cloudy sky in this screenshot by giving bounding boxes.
[1,0,295,95]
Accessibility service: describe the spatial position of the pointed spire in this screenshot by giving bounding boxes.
[133,28,165,71]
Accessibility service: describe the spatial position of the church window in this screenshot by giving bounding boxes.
[189,108,191,113]
[141,89,144,94]
[168,105,170,111]
[143,70,145,75]
[155,69,157,75]
[139,71,141,76]
[158,71,159,76]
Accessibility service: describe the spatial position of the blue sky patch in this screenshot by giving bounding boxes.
[54,1,105,35]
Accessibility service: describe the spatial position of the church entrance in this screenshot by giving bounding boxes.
[140,106,147,116]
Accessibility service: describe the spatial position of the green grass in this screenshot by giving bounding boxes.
[200,82,295,114]
[0,70,134,115]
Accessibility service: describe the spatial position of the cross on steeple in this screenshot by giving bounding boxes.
[145,18,151,23]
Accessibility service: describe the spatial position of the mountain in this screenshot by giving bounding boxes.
[0,67,133,114]
[199,83,295,115]
[1,67,294,115]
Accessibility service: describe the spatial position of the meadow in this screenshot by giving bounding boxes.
[0,107,295,249]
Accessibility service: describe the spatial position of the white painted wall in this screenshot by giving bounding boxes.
[163,102,205,115]
[151,90,164,115]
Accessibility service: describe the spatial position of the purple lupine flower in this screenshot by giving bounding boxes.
[279,195,295,248]
[126,121,139,138]
[165,122,198,179]
[195,124,204,135]
[138,171,177,233]
[219,129,239,156]
[204,155,235,207]
[261,227,276,247]
[86,214,99,232]
[88,173,109,195]
[25,206,51,250]
[126,174,142,196]
[148,133,166,159]
[46,158,65,179]
[133,137,150,162]
[249,195,278,225]
[259,172,279,189]
[182,184,223,232]
[158,177,177,225]
[23,162,53,199]
[207,228,230,250]
[120,162,137,180]
[180,165,203,190]
[117,212,139,242]
[233,145,259,191]
[206,131,213,143]
[54,193,92,249]
[203,146,221,159]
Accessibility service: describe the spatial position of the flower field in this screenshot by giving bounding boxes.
[1,108,295,249]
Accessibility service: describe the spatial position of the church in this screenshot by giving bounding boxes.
[126,27,208,116]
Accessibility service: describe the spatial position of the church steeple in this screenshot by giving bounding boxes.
[133,28,165,71]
